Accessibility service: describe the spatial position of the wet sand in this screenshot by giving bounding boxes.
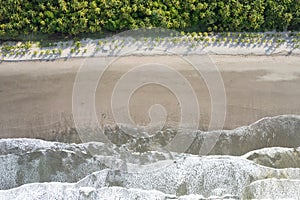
[0,55,300,141]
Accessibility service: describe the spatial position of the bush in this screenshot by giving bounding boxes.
[0,0,299,39]
[75,41,81,49]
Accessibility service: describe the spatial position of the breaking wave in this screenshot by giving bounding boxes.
[0,115,300,199]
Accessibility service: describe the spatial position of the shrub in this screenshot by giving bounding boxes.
[0,0,299,38]
[24,42,32,49]
[75,41,81,49]
[191,32,197,38]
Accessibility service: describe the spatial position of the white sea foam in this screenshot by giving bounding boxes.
[0,115,300,199]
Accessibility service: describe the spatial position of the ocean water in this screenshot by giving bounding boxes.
[0,115,300,199]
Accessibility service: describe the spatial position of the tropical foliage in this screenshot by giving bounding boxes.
[0,0,299,38]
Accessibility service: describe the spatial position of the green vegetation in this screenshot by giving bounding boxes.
[70,48,76,54]
[0,0,299,40]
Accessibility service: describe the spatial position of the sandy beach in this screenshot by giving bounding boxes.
[0,55,299,141]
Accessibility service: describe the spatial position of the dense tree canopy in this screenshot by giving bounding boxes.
[0,0,299,38]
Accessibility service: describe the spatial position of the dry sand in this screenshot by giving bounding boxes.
[0,55,300,141]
